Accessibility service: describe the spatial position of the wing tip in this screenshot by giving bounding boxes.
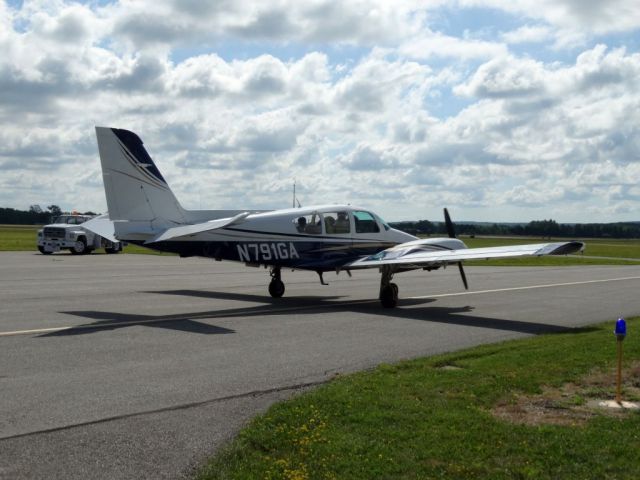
[541,241,585,256]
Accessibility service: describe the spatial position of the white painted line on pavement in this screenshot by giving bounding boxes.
[408,276,640,299]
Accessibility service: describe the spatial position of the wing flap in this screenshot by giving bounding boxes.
[346,241,585,269]
[145,212,250,244]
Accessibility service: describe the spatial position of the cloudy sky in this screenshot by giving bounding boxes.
[1,0,639,222]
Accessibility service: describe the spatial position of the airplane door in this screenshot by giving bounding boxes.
[320,210,353,263]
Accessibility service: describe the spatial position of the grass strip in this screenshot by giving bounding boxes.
[0,225,41,251]
[197,317,640,480]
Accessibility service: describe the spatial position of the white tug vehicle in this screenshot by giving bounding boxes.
[37,212,123,255]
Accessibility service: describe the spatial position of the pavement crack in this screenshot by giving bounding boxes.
[0,379,328,442]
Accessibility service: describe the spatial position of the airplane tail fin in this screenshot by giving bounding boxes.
[95,127,187,224]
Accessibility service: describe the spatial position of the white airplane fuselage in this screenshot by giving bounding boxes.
[119,205,420,271]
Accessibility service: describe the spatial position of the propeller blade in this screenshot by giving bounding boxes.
[444,208,468,289]
[457,262,468,290]
[444,208,455,238]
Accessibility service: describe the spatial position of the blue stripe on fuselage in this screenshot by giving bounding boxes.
[130,239,395,270]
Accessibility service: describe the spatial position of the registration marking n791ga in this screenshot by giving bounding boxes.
[237,243,299,262]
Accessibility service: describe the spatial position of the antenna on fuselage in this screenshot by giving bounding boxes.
[293,179,301,208]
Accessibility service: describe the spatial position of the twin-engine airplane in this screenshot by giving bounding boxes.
[85,127,584,308]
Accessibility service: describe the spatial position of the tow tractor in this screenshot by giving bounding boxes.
[37,213,123,255]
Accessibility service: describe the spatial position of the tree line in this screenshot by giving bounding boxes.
[390,218,640,239]
[0,205,98,225]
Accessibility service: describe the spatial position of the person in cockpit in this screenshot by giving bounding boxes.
[334,211,350,234]
[296,216,307,233]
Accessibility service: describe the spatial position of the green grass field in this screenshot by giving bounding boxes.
[0,225,40,251]
[197,318,640,480]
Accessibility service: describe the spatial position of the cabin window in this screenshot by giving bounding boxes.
[294,213,322,234]
[353,211,380,233]
[323,211,350,234]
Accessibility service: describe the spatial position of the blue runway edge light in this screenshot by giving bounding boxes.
[615,318,627,337]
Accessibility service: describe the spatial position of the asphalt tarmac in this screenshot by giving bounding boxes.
[2,252,640,479]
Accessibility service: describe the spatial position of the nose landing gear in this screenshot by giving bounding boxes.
[379,266,398,308]
[268,266,285,298]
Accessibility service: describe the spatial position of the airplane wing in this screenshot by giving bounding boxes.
[145,212,251,244]
[345,240,585,269]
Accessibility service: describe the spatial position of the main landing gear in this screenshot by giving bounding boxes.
[266,266,400,307]
[268,266,285,298]
[379,266,399,308]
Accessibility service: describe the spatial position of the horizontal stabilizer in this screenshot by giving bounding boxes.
[81,214,118,243]
[145,212,251,244]
[347,241,585,269]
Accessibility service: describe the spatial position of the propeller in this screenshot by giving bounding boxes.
[443,208,468,290]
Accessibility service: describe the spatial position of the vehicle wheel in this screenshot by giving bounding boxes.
[105,243,121,254]
[70,238,87,255]
[380,283,398,308]
[38,246,52,255]
[268,279,285,298]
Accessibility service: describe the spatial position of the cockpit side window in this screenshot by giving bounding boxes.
[323,211,350,234]
[293,214,322,234]
[353,211,380,233]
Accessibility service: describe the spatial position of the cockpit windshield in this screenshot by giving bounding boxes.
[53,215,90,225]
[373,213,390,231]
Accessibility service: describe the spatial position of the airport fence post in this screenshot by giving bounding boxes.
[614,318,627,404]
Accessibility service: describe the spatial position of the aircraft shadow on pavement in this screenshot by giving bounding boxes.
[41,310,235,337]
[143,289,350,304]
[139,288,575,336]
[46,288,585,338]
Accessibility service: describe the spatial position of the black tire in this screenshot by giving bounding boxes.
[38,246,52,255]
[268,279,285,298]
[105,242,121,254]
[70,237,87,255]
[380,283,398,308]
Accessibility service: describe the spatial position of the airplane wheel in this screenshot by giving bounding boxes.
[380,283,398,308]
[269,279,285,298]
